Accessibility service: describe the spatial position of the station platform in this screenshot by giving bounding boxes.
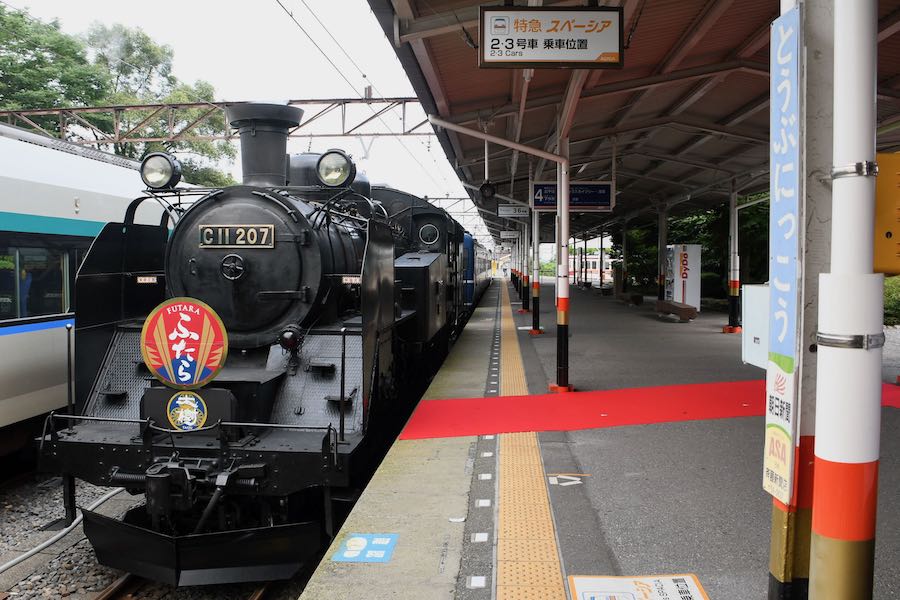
[300,280,900,600]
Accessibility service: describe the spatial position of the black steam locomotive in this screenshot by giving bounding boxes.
[39,103,490,586]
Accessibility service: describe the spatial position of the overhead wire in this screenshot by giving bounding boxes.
[274,0,449,192]
[289,0,488,237]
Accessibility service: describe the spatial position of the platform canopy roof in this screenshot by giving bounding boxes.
[368,0,900,244]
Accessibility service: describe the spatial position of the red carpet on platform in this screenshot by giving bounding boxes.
[400,380,900,440]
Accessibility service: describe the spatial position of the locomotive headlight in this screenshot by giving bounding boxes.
[316,150,356,187]
[140,152,182,189]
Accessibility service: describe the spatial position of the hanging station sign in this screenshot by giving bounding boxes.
[500,230,520,240]
[763,6,802,505]
[530,181,614,212]
[479,6,624,69]
[498,204,530,218]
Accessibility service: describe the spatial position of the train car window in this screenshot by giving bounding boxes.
[0,232,92,322]
[0,246,66,319]
[0,247,17,319]
[18,247,65,317]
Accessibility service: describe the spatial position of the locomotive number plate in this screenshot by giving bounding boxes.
[199,224,275,249]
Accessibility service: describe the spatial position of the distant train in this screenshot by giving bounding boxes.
[39,103,492,586]
[0,123,160,455]
[569,251,613,286]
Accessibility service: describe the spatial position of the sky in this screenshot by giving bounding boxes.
[13,0,492,240]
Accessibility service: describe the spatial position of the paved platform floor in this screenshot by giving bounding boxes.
[300,280,899,599]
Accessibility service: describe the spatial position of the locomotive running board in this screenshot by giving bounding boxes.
[82,508,323,586]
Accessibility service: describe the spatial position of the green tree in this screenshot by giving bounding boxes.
[180,159,237,187]
[0,7,109,119]
[85,23,175,99]
[607,198,771,298]
[81,23,234,183]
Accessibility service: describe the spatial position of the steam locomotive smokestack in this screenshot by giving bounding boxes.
[225,103,303,187]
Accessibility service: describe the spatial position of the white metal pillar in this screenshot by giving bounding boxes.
[521,219,530,311]
[553,135,571,391]
[599,230,605,287]
[725,188,741,332]
[657,207,668,301]
[621,222,628,293]
[531,205,543,334]
[809,1,881,597]
[531,161,543,334]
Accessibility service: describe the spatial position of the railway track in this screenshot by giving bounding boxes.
[95,574,274,600]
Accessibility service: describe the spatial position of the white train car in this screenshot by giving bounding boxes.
[0,124,161,450]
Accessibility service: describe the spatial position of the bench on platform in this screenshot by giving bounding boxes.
[656,300,697,322]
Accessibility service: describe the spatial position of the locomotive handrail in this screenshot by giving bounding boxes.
[47,412,335,432]
[250,190,299,222]
[124,193,180,227]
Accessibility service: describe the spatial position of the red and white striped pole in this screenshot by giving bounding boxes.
[530,162,544,335]
[550,135,572,392]
[724,187,742,333]
[809,1,882,596]
[520,220,531,312]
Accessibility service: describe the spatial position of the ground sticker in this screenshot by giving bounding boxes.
[331,533,398,563]
[569,574,710,600]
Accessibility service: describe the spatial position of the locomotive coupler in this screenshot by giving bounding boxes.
[145,468,172,530]
[145,461,196,515]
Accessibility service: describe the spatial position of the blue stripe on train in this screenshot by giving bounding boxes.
[0,211,105,237]
[0,317,75,336]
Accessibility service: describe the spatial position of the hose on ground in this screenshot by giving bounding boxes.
[0,487,125,575]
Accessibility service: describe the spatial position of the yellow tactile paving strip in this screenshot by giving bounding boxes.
[500,284,528,396]
[497,432,566,599]
[496,284,566,600]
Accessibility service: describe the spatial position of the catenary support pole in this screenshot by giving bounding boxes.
[809,1,881,598]
[725,186,742,332]
[657,207,668,301]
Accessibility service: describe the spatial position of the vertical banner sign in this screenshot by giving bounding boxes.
[665,244,701,310]
[763,7,801,504]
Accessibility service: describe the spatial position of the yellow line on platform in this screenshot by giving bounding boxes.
[500,284,528,396]
[496,286,566,599]
[497,432,566,599]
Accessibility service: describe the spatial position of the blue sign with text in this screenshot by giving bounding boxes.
[531,181,614,212]
[331,533,398,563]
[763,6,801,504]
[768,7,800,373]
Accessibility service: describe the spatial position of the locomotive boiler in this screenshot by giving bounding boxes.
[38,103,480,586]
